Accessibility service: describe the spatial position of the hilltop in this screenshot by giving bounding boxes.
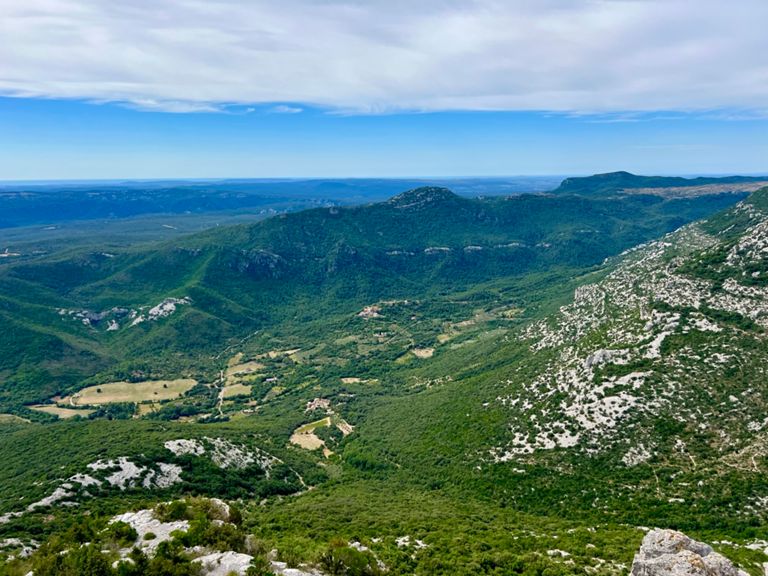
[386,186,465,209]
[554,171,767,197]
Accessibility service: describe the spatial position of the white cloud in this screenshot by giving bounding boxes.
[0,0,766,114]
[121,99,224,113]
[270,105,303,114]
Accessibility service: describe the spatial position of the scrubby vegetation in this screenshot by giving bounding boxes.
[2,179,768,575]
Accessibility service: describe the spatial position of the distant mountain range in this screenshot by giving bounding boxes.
[554,171,768,196]
[0,177,563,228]
[3,173,766,229]
[0,178,751,411]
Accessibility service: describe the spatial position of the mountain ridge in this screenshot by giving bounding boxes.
[0,182,749,412]
[554,171,767,196]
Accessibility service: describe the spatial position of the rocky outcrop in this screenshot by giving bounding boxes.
[493,193,768,462]
[387,186,462,210]
[110,509,190,555]
[631,529,748,576]
[193,551,323,576]
[194,551,254,576]
[234,249,287,278]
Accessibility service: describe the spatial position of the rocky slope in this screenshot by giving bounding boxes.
[492,189,768,471]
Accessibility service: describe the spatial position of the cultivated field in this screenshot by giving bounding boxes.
[225,353,265,382]
[63,379,197,406]
[290,417,332,452]
[0,413,30,424]
[289,415,354,458]
[222,383,252,399]
[29,405,95,419]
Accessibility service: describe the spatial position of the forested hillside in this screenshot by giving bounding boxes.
[2,178,768,575]
[0,183,749,413]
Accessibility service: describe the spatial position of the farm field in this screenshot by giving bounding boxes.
[0,414,30,424]
[29,405,95,419]
[62,379,197,406]
[290,416,332,452]
[221,383,252,399]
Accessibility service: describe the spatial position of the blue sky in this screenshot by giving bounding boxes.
[1,1,766,179]
[1,98,766,179]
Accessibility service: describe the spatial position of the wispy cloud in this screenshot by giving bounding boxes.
[270,104,303,114]
[119,99,223,114]
[702,109,768,121]
[1,0,767,115]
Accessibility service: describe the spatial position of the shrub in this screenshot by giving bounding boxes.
[106,521,138,546]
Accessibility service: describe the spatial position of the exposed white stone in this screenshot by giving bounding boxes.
[68,473,101,487]
[164,438,206,457]
[26,486,75,511]
[493,202,768,460]
[547,549,571,557]
[623,445,653,466]
[88,457,146,490]
[147,297,192,321]
[395,535,428,550]
[164,437,279,475]
[194,551,254,576]
[0,538,39,558]
[142,463,183,489]
[110,509,189,555]
[206,437,256,469]
[631,529,749,576]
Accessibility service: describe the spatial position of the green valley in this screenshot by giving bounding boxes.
[1,174,768,575]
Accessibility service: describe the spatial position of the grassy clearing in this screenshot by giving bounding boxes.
[0,413,31,424]
[339,377,379,385]
[29,405,94,419]
[259,348,301,359]
[294,416,332,436]
[136,403,160,416]
[64,379,196,405]
[412,347,435,359]
[226,360,264,375]
[290,416,332,452]
[263,386,285,401]
[225,353,265,381]
[290,416,353,457]
[222,383,252,399]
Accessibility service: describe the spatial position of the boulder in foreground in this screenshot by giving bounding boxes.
[631,529,748,576]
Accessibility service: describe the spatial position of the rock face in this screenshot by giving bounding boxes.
[194,551,254,576]
[387,186,462,210]
[193,552,323,576]
[631,529,748,576]
[109,509,190,555]
[492,192,768,462]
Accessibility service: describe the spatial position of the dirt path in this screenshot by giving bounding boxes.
[215,370,225,417]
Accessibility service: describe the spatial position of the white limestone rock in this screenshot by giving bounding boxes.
[194,551,254,576]
[631,529,748,576]
[164,438,205,457]
[110,509,189,555]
